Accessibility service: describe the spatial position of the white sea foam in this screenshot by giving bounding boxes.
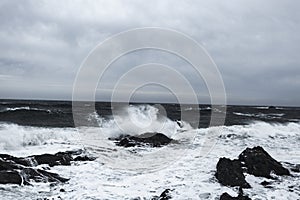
[0,123,80,152]
[86,104,191,139]
[0,106,52,113]
[233,112,285,119]
[0,110,299,199]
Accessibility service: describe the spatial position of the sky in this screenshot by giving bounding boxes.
[0,0,299,106]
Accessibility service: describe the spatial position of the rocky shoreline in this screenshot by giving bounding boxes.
[0,132,299,199]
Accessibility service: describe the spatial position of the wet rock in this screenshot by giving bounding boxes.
[114,132,173,147]
[0,150,93,185]
[260,180,275,188]
[159,189,172,200]
[220,192,251,200]
[0,171,23,185]
[238,146,290,178]
[151,189,173,200]
[32,152,73,167]
[220,188,251,200]
[21,168,69,184]
[268,106,276,110]
[290,164,300,173]
[216,158,251,188]
[74,155,95,162]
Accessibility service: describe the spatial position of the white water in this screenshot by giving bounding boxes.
[0,107,52,113]
[0,105,299,199]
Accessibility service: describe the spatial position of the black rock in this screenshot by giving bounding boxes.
[0,171,23,185]
[159,189,172,200]
[21,168,69,184]
[268,106,276,110]
[260,181,272,187]
[74,155,95,162]
[0,150,93,185]
[238,146,290,178]
[216,158,251,188]
[114,133,173,147]
[291,164,300,173]
[33,152,73,167]
[220,192,251,200]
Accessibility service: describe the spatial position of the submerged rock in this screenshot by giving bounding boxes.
[114,132,174,147]
[238,146,290,178]
[216,158,251,188]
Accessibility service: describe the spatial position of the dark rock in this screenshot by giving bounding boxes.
[268,106,276,110]
[74,155,95,162]
[114,133,173,147]
[159,189,172,200]
[220,192,251,200]
[20,168,69,183]
[0,171,23,185]
[238,146,290,178]
[33,152,73,167]
[216,158,251,188]
[37,169,69,182]
[0,150,92,185]
[151,189,173,200]
[260,181,271,186]
[291,164,300,173]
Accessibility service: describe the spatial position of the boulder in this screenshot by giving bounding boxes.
[32,152,73,167]
[114,132,173,147]
[238,146,290,178]
[0,171,23,185]
[216,158,251,188]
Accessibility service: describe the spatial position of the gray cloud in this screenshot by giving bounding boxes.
[0,0,299,106]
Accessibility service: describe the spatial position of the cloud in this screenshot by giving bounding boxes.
[0,0,299,105]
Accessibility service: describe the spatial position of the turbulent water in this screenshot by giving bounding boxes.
[0,99,299,199]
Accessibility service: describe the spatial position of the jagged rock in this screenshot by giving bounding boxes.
[159,189,172,200]
[74,155,95,162]
[220,192,251,200]
[220,188,251,200]
[151,189,173,200]
[238,146,290,178]
[216,158,251,188]
[0,150,93,185]
[32,152,73,167]
[20,168,69,184]
[114,133,173,147]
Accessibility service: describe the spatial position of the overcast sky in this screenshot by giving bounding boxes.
[0,0,299,106]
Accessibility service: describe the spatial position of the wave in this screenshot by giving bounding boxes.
[87,104,192,139]
[184,106,211,111]
[233,112,285,119]
[0,106,52,113]
[0,123,79,151]
[254,106,285,110]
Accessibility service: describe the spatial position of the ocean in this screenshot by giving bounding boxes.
[0,99,299,199]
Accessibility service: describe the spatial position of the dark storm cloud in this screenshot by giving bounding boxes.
[0,0,299,106]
